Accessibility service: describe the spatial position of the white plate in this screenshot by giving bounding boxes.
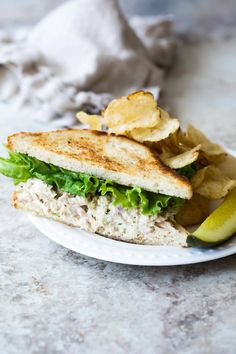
[28,148,236,266]
[29,214,236,266]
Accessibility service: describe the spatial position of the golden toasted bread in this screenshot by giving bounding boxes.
[8,129,192,199]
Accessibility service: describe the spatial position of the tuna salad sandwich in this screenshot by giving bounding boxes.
[0,129,193,247]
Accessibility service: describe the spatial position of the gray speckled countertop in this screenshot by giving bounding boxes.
[1,2,236,352]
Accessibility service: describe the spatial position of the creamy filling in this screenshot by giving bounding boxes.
[15,178,189,246]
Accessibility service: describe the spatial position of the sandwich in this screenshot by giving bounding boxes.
[1,91,235,248]
[0,129,193,247]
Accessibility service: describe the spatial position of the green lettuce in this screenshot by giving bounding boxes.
[0,151,184,215]
[177,163,198,179]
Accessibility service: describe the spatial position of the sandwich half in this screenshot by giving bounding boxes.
[1,129,192,246]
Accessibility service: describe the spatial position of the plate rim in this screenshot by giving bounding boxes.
[28,215,236,266]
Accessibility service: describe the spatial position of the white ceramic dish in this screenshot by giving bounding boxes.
[28,148,236,266]
[29,214,236,266]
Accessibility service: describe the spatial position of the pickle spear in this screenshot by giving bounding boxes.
[187,187,236,247]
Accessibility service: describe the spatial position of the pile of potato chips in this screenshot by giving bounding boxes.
[76,91,236,226]
[77,91,179,142]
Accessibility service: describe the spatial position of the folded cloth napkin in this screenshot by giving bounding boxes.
[0,0,176,126]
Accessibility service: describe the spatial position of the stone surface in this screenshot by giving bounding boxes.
[0,169,236,354]
[1,1,236,353]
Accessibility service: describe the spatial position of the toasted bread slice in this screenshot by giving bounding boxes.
[8,129,192,199]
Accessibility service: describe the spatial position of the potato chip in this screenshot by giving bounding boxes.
[158,129,195,158]
[129,115,179,143]
[175,193,210,226]
[215,153,236,179]
[161,145,201,169]
[176,129,195,151]
[193,166,236,199]
[186,125,226,156]
[160,126,227,168]
[77,92,235,205]
[191,167,207,189]
[104,91,160,133]
[159,132,182,155]
[76,112,102,131]
[160,151,173,161]
[108,115,159,135]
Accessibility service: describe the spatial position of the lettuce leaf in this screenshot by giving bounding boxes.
[177,163,198,179]
[0,151,184,215]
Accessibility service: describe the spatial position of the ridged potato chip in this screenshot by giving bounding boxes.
[103,91,179,142]
[108,115,159,135]
[129,109,179,143]
[75,91,236,207]
[215,153,236,179]
[192,166,236,199]
[159,129,196,157]
[76,112,102,131]
[175,193,210,226]
[160,126,227,169]
[104,91,160,134]
[186,125,226,156]
[191,167,207,189]
[161,145,201,169]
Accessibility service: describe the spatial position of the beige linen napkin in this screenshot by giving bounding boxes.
[0,0,176,126]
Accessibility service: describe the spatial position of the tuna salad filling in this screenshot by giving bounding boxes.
[14,179,189,246]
